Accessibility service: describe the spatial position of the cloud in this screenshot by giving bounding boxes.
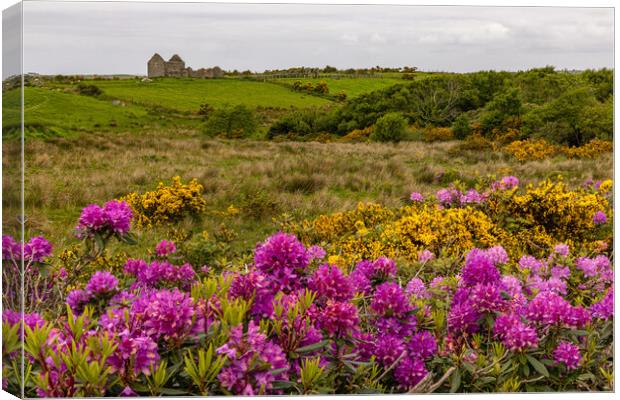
[18,3,613,74]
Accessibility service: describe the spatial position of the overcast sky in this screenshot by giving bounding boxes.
[16,2,615,76]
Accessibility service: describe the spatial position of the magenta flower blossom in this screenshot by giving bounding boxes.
[155,240,176,257]
[254,232,310,292]
[593,210,607,225]
[2,235,21,260]
[485,246,509,265]
[374,335,406,366]
[229,270,274,318]
[469,283,506,312]
[3,310,45,337]
[142,289,196,341]
[66,290,92,314]
[217,321,288,395]
[85,271,119,295]
[553,341,582,370]
[525,291,591,329]
[372,257,398,280]
[590,287,613,320]
[436,188,462,206]
[120,387,137,397]
[494,314,538,351]
[417,249,435,263]
[410,192,424,202]
[103,200,133,235]
[553,243,570,257]
[78,204,107,231]
[308,264,353,303]
[127,260,196,289]
[405,278,430,300]
[491,176,519,190]
[318,300,359,337]
[370,282,412,318]
[460,189,486,204]
[24,236,53,263]
[408,331,437,359]
[107,332,160,377]
[461,250,501,287]
[76,201,133,237]
[518,255,547,275]
[448,300,481,334]
[307,245,326,261]
[394,357,429,389]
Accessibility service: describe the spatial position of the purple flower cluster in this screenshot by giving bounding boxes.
[318,300,359,337]
[254,232,310,292]
[217,321,288,395]
[349,257,398,295]
[155,240,176,257]
[410,192,424,202]
[308,264,353,303]
[491,175,519,190]
[493,313,538,351]
[405,278,430,300]
[553,341,582,370]
[76,200,133,238]
[590,287,613,320]
[3,235,52,263]
[593,210,607,225]
[229,270,274,318]
[525,291,591,329]
[436,187,487,207]
[85,271,119,295]
[124,259,196,289]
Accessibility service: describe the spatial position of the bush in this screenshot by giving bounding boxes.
[451,115,472,139]
[76,84,102,97]
[121,176,207,228]
[204,105,257,138]
[422,127,454,142]
[370,112,408,143]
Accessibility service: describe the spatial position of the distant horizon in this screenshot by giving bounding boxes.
[7,2,614,78]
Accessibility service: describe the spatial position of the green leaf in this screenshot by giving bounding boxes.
[272,380,294,390]
[296,340,329,354]
[159,388,187,395]
[526,355,549,378]
[450,368,461,393]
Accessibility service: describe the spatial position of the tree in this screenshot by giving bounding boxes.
[370,112,408,143]
[204,105,257,138]
[452,115,472,139]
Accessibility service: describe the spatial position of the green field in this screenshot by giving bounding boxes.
[68,78,332,111]
[3,87,154,137]
[279,76,406,98]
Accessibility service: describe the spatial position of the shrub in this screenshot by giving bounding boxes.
[121,176,207,228]
[422,127,454,142]
[451,115,472,139]
[504,139,559,161]
[76,84,103,97]
[562,139,613,159]
[370,113,408,143]
[334,91,348,102]
[198,103,215,118]
[340,126,373,143]
[204,105,257,138]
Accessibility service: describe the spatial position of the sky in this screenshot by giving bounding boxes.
[13,1,615,76]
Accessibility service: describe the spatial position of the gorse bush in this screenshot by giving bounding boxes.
[1,175,613,396]
[370,112,408,143]
[120,176,207,228]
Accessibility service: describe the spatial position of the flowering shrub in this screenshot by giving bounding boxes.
[1,175,614,396]
[505,138,612,161]
[121,176,207,228]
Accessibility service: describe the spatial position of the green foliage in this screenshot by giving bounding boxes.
[480,87,523,133]
[370,112,408,143]
[522,87,611,146]
[267,107,335,139]
[184,345,227,395]
[76,84,103,97]
[451,114,472,139]
[204,105,257,138]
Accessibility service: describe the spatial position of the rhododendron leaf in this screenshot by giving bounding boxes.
[120,233,138,245]
[271,367,290,376]
[296,340,330,354]
[272,380,295,390]
[450,368,461,393]
[160,388,188,395]
[526,355,549,377]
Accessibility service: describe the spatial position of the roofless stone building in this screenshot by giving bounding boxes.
[147,53,224,78]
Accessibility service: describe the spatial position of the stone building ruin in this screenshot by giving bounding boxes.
[147,53,224,78]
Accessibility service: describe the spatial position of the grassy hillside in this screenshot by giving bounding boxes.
[278,76,405,98]
[3,87,153,138]
[72,78,332,111]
